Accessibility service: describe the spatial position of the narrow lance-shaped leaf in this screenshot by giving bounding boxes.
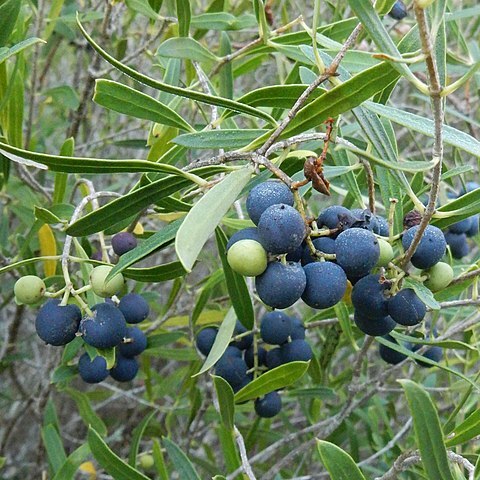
[0,38,45,65]
[162,437,201,480]
[175,166,253,272]
[94,80,195,132]
[212,375,235,431]
[399,380,455,480]
[316,440,366,480]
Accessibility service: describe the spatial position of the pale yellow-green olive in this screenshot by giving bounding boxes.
[227,239,268,277]
[422,262,454,292]
[14,275,46,304]
[89,265,124,297]
[376,238,394,267]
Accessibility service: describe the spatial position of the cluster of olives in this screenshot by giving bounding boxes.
[14,230,149,384]
[196,312,310,418]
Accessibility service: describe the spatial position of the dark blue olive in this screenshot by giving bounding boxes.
[353,311,396,336]
[449,217,473,234]
[302,262,347,309]
[466,215,479,237]
[215,355,248,387]
[258,204,306,254]
[286,242,304,263]
[110,355,139,382]
[402,225,446,269]
[118,293,150,324]
[255,261,307,309]
[35,299,81,346]
[411,343,443,368]
[281,339,312,362]
[230,320,253,350]
[254,391,282,418]
[350,209,379,232]
[246,181,294,225]
[336,228,380,276]
[378,335,408,365]
[245,346,267,369]
[196,327,218,356]
[388,289,426,326]
[118,327,147,358]
[78,353,110,383]
[375,216,390,236]
[301,237,336,265]
[80,303,127,349]
[351,274,389,320]
[388,0,407,20]
[265,347,283,369]
[226,227,262,251]
[317,205,352,230]
[444,231,469,259]
[260,311,292,345]
[290,317,306,340]
[111,232,137,256]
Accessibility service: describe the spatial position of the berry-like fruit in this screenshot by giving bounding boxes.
[79,303,127,349]
[215,355,248,388]
[196,327,218,356]
[110,355,139,382]
[260,311,292,345]
[245,345,267,369]
[388,0,407,20]
[230,320,253,350]
[119,327,147,358]
[388,289,426,326]
[466,215,479,237]
[35,299,81,346]
[290,317,306,340]
[246,181,294,225]
[14,275,46,305]
[118,293,150,324]
[255,261,307,309]
[317,205,352,230]
[281,339,312,362]
[226,227,261,250]
[412,344,443,368]
[301,237,335,265]
[335,228,380,276]
[227,239,267,277]
[378,335,408,365]
[353,311,396,336]
[78,352,110,383]
[258,204,306,254]
[223,345,243,358]
[351,274,389,320]
[302,262,347,309]
[444,231,469,259]
[139,454,155,470]
[254,391,282,418]
[376,216,390,237]
[89,265,124,298]
[111,232,137,256]
[350,209,379,232]
[449,218,473,234]
[377,238,394,267]
[402,225,446,269]
[423,262,453,292]
[265,347,283,369]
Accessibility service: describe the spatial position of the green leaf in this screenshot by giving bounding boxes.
[175,166,252,272]
[52,444,91,480]
[42,425,67,474]
[163,437,201,480]
[403,278,441,310]
[194,307,237,377]
[176,0,191,36]
[65,388,107,437]
[173,129,268,149]
[108,219,182,279]
[0,0,21,47]
[213,375,235,431]
[215,227,254,329]
[0,38,45,64]
[51,365,77,384]
[365,102,480,159]
[234,361,309,403]
[433,188,480,230]
[316,440,366,480]
[124,262,187,282]
[129,410,156,467]
[94,80,194,131]
[390,331,475,352]
[44,85,80,110]
[156,37,217,63]
[399,380,455,480]
[445,409,480,447]
[125,0,163,20]
[0,141,195,174]
[152,439,169,480]
[87,426,151,480]
[76,15,275,125]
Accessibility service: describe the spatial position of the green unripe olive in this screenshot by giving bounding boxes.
[423,262,454,292]
[139,454,154,470]
[89,266,124,298]
[14,275,46,304]
[376,238,394,267]
[227,239,268,277]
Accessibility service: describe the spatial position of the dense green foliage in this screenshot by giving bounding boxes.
[1,0,480,479]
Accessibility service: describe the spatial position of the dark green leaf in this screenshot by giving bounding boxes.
[163,437,201,480]
[173,129,268,149]
[0,38,45,64]
[52,444,91,480]
[234,361,309,403]
[176,0,191,36]
[0,0,21,47]
[446,409,480,447]
[124,262,187,282]
[65,388,107,437]
[42,425,67,474]
[213,375,235,431]
[129,410,156,467]
[316,440,366,480]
